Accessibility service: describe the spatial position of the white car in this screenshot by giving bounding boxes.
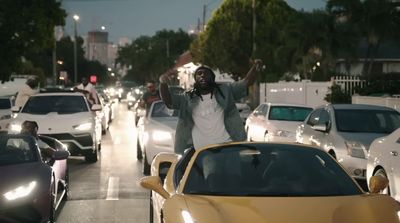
[297,104,400,180]
[0,97,13,133]
[236,102,251,124]
[367,127,400,201]
[137,100,178,175]
[245,103,312,142]
[9,92,103,162]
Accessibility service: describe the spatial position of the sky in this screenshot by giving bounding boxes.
[61,0,326,43]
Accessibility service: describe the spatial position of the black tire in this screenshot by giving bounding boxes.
[62,169,69,201]
[149,192,154,223]
[374,168,391,195]
[137,139,143,160]
[328,150,336,159]
[85,148,98,163]
[143,150,150,175]
[49,182,56,223]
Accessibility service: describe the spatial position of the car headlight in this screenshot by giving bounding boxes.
[118,88,123,93]
[182,210,195,223]
[0,114,11,120]
[127,94,136,101]
[73,122,92,131]
[135,89,140,94]
[152,130,172,142]
[345,141,366,159]
[9,123,22,133]
[3,181,37,201]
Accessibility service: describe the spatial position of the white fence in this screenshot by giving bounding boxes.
[332,75,367,95]
[352,95,400,112]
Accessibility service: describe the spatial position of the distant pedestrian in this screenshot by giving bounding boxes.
[15,78,39,109]
[74,77,99,105]
[139,81,161,112]
[159,59,263,154]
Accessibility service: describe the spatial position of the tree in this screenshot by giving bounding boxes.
[116,29,193,84]
[0,0,66,81]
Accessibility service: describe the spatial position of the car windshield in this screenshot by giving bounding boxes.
[151,102,179,118]
[0,98,11,109]
[0,135,37,166]
[183,144,362,197]
[269,106,312,122]
[22,95,89,115]
[336,109,400,133]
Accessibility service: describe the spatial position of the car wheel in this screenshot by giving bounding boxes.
[149,192,154,223]
[62,169,69,201]
[374,168,391,195]
[328,150,337,160]
[85,148,98,163]
[137,139,143,160]
[49,182,56,223]
[143,150,150,175]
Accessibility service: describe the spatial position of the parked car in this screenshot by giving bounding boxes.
[245,103,312,142]
[99,92,115,122]
[137,100,178,175]
[127,86,145,110]
[296,104,400,180]
[0,134,69,223]
[367,127,400,201]
[9,91,102,162]
[0,97,13,133]
[140,142,399,223]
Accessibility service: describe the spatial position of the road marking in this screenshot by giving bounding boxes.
[106,177,119,200]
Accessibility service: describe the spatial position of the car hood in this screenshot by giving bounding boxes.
[338,132,387,150]
[13,112,93,134]
[0,162,50,196]
[150,117,178,131]
[178,194,400,223]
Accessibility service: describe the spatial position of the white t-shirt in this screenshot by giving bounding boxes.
[76,83,99,104]
[15,84,38,108]
[191,93,231,149]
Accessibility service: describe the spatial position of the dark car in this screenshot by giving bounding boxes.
[0,134,69,223]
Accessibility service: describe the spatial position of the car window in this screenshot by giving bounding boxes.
[0,136,37,166]
[183,144,362,196]
[318,109,330,126]
[306,108,322,126]
[335,109,400,133]
[151,102,179,117]
[22,95,89,114]
[252,104,264,116]
[0,99,11,109]
[269,106,312,122]
[174,147,195,188]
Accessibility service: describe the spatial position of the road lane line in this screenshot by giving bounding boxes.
[106,177,120,200]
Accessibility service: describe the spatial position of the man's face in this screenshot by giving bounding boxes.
[147,83,156,93]
[82,78,89,86]
[194,69,213,89]
[21,124,38,137]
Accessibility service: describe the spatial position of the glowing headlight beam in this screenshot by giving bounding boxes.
[4,181,37,201]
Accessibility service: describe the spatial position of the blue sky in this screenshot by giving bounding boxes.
[61,0,326,43]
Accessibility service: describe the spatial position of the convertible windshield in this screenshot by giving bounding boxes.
[22,95,89,115]
[0,135,37,166]
[269,106,312,122]
[183,144,362,197]
[336,109,400,133]
[151,102,179,118]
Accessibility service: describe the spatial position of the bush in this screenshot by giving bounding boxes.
[325,84,351,103]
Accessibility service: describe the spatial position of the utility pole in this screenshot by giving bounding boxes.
[252,0,260,107]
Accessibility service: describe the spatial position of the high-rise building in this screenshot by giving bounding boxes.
[85,31,109,66]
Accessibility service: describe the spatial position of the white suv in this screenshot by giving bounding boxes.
[9,92,102,162]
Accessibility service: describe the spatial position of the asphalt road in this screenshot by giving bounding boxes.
[57,102,150,223]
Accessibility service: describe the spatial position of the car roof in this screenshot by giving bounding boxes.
[260,102,313,108]
[32,92,85,97]
[329,103,396,111]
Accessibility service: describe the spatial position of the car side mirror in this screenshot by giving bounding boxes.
[53,150,70,160]
[369,175,389,194]
[91,104,102,111]
[312,124,327,132]
[11,106,20,113]
[140,176,170,199]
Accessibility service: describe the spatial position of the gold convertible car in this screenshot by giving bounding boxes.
[141,142,400,223]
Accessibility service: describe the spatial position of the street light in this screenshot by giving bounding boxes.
[73,14,80,84]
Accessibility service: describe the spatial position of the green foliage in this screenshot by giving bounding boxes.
[325,84,351,103]
[0,0,66,81]
[116,29,193,84]
[355,73,400,96]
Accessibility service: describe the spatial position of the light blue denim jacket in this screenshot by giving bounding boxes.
[170,80,248,154]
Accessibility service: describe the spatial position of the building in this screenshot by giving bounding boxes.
[85,31,109,66]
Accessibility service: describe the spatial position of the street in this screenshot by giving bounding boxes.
[57,102,149,223]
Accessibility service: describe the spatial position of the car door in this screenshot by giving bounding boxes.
[298,108,322,144]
